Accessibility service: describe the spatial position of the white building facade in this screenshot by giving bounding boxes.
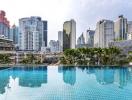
[127,21,132,40]
[114,15,128,40]
[49,40,59,52]
[85,29,95,47]
[58,31,63,52]
[19,17,47,51]
[94,20,114,48]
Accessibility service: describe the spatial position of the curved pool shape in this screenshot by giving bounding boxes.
[0,66,132,100]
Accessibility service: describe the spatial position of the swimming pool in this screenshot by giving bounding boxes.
[0,66,132,100]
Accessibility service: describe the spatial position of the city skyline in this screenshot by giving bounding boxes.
[0,0,132,42]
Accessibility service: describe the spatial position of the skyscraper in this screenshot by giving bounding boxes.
[84,29,95,47]
[63,19,76,50]
[19,16,47,51]
[42,21,48,47]
[77,33,85,45]
[58,31,63,52]
[77,29,95,48]
[10,25,19,45]
[127,21,132,40]
[94,20,114,48]
[114,15,128,40]
[0,10,10,38]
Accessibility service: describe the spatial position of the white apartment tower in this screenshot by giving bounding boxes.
[58,31,63,52]
[114,15,128,40]
[94,20,114,48]
[19,17,47,51]
[127,21,132,40]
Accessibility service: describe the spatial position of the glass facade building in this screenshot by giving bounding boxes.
[0,10,10,38]
[43,21,48,47]
[10,25,19,45]
[63,19,76,51]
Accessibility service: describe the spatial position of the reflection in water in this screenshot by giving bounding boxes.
[9,66,48,87]
[0,66,47,94]
[0,66,132,100]
[118,68,129,88]
[58,66,76,85]
[95,68,115,85]
[0,70,9,94]
[19,67,47,87]
[79,66,132,88]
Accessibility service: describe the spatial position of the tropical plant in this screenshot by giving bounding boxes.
[60,47,126,66]
[21,53,37,64]
[0,54,11,64]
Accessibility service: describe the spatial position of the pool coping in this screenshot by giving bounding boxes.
[0,64,132,68]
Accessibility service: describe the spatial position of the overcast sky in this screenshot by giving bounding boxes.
[0,0,132,42]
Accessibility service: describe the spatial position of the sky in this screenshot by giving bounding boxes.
[0,0,132,43]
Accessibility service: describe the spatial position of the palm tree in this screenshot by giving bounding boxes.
[60,47,125,66]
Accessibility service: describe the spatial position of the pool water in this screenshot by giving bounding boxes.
[0,66,132,100]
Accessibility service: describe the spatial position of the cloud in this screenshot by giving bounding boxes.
[0,0,132,43]
[66,0,132,38]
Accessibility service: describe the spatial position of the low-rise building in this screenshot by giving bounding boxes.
[41,47,51,53]
[109,40,132,54]
[49,40,59,53]
[0,36,14,51]
[0,36,15,63]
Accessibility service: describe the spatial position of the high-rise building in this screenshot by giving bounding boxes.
[127,21,132,40]
[10,25,19,45]
[77,33,85,45]
[77,33,86,48]
[63,19,76,50]
[85,29,95,47]
[0,10,10,38]
[77,29,95,48]
[114,15,128,40]
[42,21,48,47]
[94,20,114,48]
[58,31,63,52]
[19,16,47,51]
[49,40,59,52]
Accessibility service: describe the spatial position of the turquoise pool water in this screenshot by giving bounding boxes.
[0,66,132,100]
